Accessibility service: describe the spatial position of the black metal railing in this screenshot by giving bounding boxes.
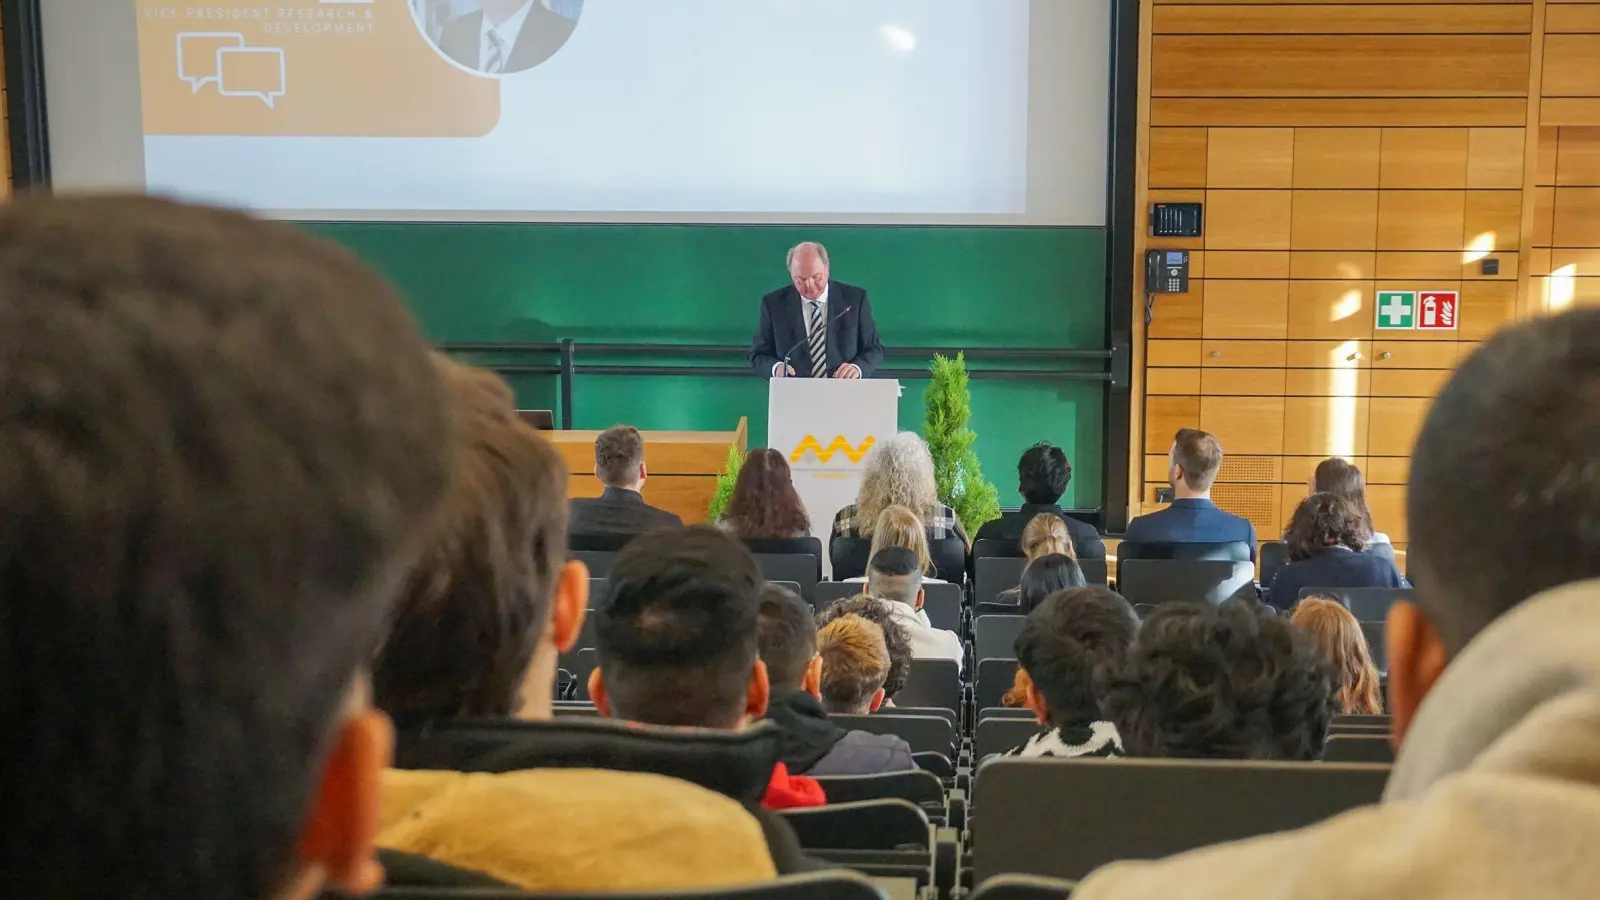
[438,340,1117,430]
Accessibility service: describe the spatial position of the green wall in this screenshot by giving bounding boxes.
[307,223,1109,507]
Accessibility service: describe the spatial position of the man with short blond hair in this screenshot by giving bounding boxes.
[568,424,682,538]
[817,614,893,716]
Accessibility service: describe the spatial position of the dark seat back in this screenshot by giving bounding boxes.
[1260,541,1290,587]
[829,536,873,581]
[811,770,946,806]
[568,533,636,552]
[1298,586,1411,622]
[1333,713,1392,728]
[1361,620,1388,674]
[1080,557,1109,585]
[975,557,1027,606]
[1321,734,1396,764]
[816,581,865,608]
[556,605,599,676]
[743,537,824,559]
[973,538,1024,560]
[977,707,1034,721]
[974,658,1021,712]
[392,718,782,807]
[974,717,1043,760]
[1116,540,1253,583]
[1118,559,1255,607]
[969,874,1080,900]
[896,658,962,712]
[364,870,889,900]
[832,713,956,757]
[566,647,598,701]
[875,705,959,730]
[570,549,619,578]
[928,537,967,585]
[755,553,821,602]
[779,799,932,851]
[974,615,1026,662]
[973,757,1390,881]
[922,582,963,632]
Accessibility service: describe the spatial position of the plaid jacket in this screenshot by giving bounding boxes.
[831,503,966,542]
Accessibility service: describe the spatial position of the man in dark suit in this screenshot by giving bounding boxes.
[568,425,682,537]
[974,442,1107,559]
[1124,427,1257,559]
[436,0,577,75]
[749,242,884,379]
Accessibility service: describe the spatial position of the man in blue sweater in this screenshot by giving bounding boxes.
[1124,428,1257,560]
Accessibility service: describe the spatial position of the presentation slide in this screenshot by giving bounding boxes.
[48,1,1110,224]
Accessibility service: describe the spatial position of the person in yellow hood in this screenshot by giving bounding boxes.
[369,358,777,893]
[1075,308,1600,899]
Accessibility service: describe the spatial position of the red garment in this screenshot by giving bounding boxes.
[760,762,826,810]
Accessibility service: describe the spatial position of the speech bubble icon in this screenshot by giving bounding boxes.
[217,46,287,109]
[176,32,245,92]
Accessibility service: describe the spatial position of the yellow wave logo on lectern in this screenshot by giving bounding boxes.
[790,435,876,464]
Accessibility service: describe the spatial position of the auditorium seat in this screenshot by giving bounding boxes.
[977,707,1034,721]
[1118,559,1255,608]
[969,874,1079,900]
[972,538,1024,561]
[1298,586,1411,622]
[832,713,956,758]
[974,615,1025,661]
[1333,713,1392,728]
[566,648,598,701]
[975,557,1026,606]
[974,658,1020,712]
[1260,541,1290,588]
[556,607,598,678]
[974,717,1042,761]
[973,757,1389,881]
[811,770,945,808]
[875,705,960,731]
[357,869,888,900]
[743,536,824,561]
[927,538,967,585]
[816,581,865,607]
[1114,540,1253,583]
[1360,621,1387,674]
[1078,558,1109,586]
[1321,734,1395,764]
[829,537,873,581]
[896,658,962,712]
[571,550,619,578]
[755,554,821,603]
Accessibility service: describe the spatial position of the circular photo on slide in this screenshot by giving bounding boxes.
[412,0,581,76]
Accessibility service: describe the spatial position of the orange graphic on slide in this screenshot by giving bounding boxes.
[138,0,500,137]
[790,436,876,465]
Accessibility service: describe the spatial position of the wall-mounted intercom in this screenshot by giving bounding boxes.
[1146,249,1190,294]
[1150,202,1203,237]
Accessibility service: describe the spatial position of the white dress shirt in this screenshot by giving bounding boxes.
[885,601,965,674]
[774,285,831,376]
[480,1,535,72]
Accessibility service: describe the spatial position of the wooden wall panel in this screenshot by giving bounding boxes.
[1152,36,1529,97]
[1543,36,1600,96]
[1133,0,1542,546]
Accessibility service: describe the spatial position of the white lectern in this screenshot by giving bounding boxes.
[768,379,902,561]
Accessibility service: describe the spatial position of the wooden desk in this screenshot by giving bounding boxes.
[546,418,747,525]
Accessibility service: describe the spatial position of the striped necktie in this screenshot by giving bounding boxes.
[485,30,505,74]
[808,302,827,378]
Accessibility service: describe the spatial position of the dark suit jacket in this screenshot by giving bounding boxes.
[568,486,682,538]
[1123,498,1258,561]
[436,4,576,74]
[1266,546,1408,611]
[974,503,1107,559]
[748,282,884,378]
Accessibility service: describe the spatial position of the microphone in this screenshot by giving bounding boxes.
[780,306,853,376]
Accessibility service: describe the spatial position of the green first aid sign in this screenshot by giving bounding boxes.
[1376,291,1416,330]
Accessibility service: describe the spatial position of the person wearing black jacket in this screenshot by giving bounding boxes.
[975,442,1107,559]
[757,585,915,776]
[1267,492,1408,611]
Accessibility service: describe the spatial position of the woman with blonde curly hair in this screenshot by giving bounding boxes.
[1291,595,1384,715]
[831,432,968,544]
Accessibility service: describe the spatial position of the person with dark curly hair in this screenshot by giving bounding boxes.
[815,594,913,703]
[718,448,812,540]
[1100,599,1334,760]
[1267,492,1406,610]
[1002,588,1139,758]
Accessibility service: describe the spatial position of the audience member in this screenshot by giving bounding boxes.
[590,526,824,809]
[816,594,914,704]
[995,536,1087,610]
[816,615,897,716]
[373,361,780,891]
[1075,307,1600,900]
[1100,599,1333,760]
[718,448,811,540]
[975,442,1107,558]
[1021,512,1074,560]
[1267,493,1406,610]
[844,504,950,583]
[756,585,914,776]
[1291,595,1384,716]
[1310,456,1390,546]
[1123,428,1257,559]
[832,431,968,544]
[568,424,683,537]
[1002,588,1138,758]
[0,195,454,900]
[865,546,964,671]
